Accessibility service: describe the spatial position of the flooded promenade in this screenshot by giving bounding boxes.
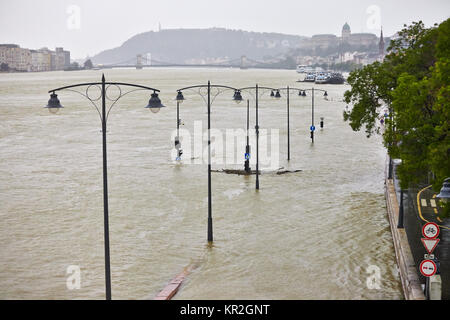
[0,68,402,299]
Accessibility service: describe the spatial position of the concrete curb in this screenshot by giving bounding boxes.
[385,159,425,300]
[153,265,193,300]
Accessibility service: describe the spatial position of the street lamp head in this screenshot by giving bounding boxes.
[176,91,185,104]
[275,90,281,99]
[270,90,275,98]
[146,92,165,113]
[302,91,307,97]
[437,177,450,203]
[45,92,63,114]
[324,91,328,97]
[233,90,243,104]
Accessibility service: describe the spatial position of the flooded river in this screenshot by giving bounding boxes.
[0,68,402,299]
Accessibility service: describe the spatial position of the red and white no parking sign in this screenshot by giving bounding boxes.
[419,259,437,277]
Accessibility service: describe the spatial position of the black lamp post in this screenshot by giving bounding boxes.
[398,189,404,228]
[238,85,313,187]
[256,85,260,190]
[286,88,290,161]
[387,106,394,179]
[272,88,289,160]
[300,88,328,143]
[233,91,252,174]
[274,87,330,158]
[245,99,251,173]
[239,85,282,190]
[175,82,239,243]
[45,74,164,300]
[175,91,185,160]
[437,178,450,203]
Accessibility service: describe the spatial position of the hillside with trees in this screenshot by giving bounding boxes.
[91,28,306,65]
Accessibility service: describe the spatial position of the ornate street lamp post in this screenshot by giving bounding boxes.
[239,85,283,190]
[299,88,328,143]
[175,82,239,243]
[272,87,330,159]
[437,178,450,207]
[44,74,164,300]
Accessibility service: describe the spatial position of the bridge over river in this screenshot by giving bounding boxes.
[97,54,283,70]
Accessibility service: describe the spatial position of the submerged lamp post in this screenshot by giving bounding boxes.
[273,86,330,159]
[175,82,239,243]
[239,85,282,190]
[300,88,328,143]
[175,91,185,159]
[238,85,312,187]
[232,91,253,174]
[44,74,164,300]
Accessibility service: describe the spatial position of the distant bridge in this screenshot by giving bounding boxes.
[96,54,285,70]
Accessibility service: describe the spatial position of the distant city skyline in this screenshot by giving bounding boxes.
[1,0,449,59]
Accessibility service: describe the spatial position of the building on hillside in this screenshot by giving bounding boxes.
[298,23,380,52]
[295,23,390,67]
[310,34,338,49]
[345,32,378,47]
[342,22,351,39]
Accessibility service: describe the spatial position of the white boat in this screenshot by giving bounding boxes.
[315,72,330,84]
[296,65,307,73]
[303,72,316,82]
[296,65,314,73]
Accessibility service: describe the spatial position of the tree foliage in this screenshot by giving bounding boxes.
[84,59,93,69]
[343,19,450,216]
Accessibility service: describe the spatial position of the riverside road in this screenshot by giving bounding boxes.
[393,162,450,299]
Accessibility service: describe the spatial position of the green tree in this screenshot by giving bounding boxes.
[84,59,93,69]
[343,19,450,216]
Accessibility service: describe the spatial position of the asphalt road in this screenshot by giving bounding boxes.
[393,161,450,299]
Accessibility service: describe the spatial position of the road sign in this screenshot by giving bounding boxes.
[419,259,437,277]
[245,153,250,160]
[422,222,440,239]
[310,125,316,131]
[421,238,440,254]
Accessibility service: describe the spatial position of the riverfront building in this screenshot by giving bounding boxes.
[0,44,32,72]
[0,44,70,72]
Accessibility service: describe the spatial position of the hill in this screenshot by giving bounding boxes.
[91,28,306,65]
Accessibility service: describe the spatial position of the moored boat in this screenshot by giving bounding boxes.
[303,72,316,82]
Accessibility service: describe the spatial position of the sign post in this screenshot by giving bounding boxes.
[419,222,441,300]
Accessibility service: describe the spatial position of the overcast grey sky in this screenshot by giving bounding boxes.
[1,0,449,59]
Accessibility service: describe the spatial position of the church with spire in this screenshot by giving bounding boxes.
[378,27,385,61]
[295,22,391,67]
